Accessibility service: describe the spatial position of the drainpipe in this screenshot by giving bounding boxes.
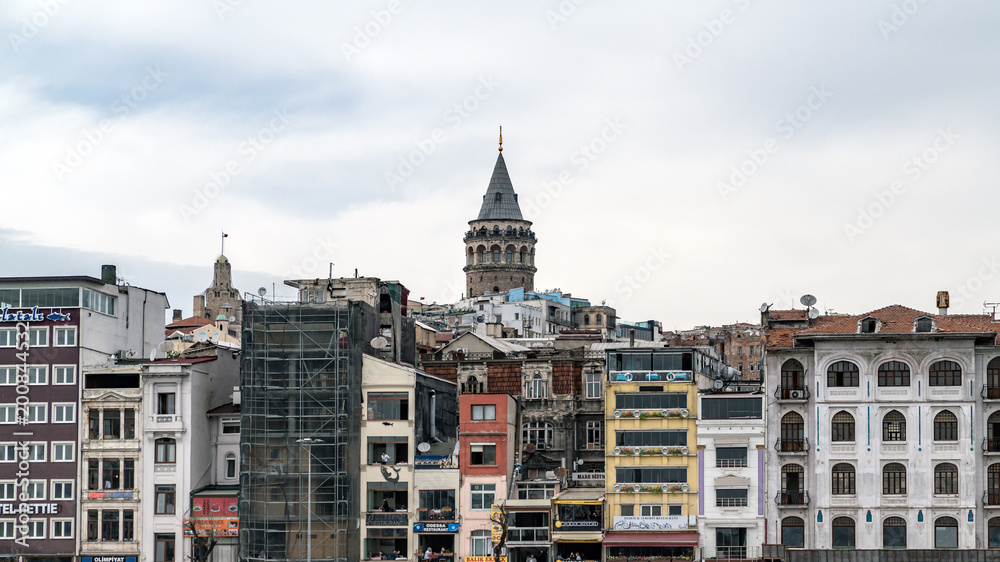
[429,390,443,443]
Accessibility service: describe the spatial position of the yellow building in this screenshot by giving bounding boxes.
[603,347,720,559]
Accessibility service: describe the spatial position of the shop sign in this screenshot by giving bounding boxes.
[82,557,138,562]
[413,522,459,533]
[0,503,59,515]
[88,492,134,500]
[183,518,239,536]
[366,512,409,526]
[465,558,506,562]
[0,307,71,322]
[612,515,689,530]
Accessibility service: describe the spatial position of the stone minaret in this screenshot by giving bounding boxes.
[464,129,537,298]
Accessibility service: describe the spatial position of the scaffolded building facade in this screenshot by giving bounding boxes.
[240,299,379,562]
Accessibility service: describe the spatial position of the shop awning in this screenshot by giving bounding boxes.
[603,532,699,547]
[553,490,604,505]
[553,531,604,543]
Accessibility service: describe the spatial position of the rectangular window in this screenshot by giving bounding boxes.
[24,480,45,500]
[222,420,240,434]
[0,520,13,539]
[0,329,15,348]
[28,366,47,384]
[52,519,73,539]
[123,459,135,489]
[28,327,48,347]
[367,437,408,465]
[156,485,176,514]
[123,510,134,541]
[701,397,763,419]
[716,489,749,507]
[0,367,14,385]
[157,393,175,415]
[52,481,73,500]
[52,442,74,461]
[156,440,176,463]
[586,372,602,399]
[103,459,121,489]
[26,443,45,461]
[0,444,14,461]
[418,490,456,521]
[88,460,100,490]
[668,504,683,516]
[640,504,662,516]
[87,510,99,541]
[102,510,119,541]
[0,482,13,500]
[716,447,748,468]
[471,404,496,421]
[470,444,496,466]
[89,409,100,439]
[615,430,687,447]
[104,409,121,438]
[54,327,76,346]
[586,421,602,450]
[124,409,135,439]
[25,519,45,538]
[53,403,75,423]
[620,504,634,517]
[368,392,409,420]
[470,484,496,510]
[615,392,687,410]
[0,289,18,307]
[27,403,46,423]
[155,533,175,562]
[54,365,76,384]
[82,289,116,316]
[20,288,78,307]
[615,467,687,484]
[0,406,15,424]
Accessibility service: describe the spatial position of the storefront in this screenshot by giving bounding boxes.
[552,490,603,562]
[185,493,240,562]
[603,531,698,561]
[413,522,458,561]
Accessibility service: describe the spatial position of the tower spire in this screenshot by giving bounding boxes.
[498,125,503,152]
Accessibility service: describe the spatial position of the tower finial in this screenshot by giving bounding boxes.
[498,125,503,152]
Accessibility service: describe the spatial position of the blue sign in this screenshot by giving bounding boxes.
[413,522,459,533]
[0,307,71,323]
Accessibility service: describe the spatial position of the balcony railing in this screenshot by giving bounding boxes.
[507,527,550,542]
[609,370,693,383]
[984,385,1000,400]
[774,386,810,401]
[775,490,811,506]
[417,508,455,521]
[983,491,1000,506]
[983,438,1000,453]
[775,438,809,453]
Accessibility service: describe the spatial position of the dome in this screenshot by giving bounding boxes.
[216,314,228,321]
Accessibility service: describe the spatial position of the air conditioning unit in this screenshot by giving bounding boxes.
[789,390,803,399]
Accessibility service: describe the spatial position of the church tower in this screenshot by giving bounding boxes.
[464,129,537,298]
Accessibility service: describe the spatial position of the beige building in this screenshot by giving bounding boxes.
[193,255,242,325]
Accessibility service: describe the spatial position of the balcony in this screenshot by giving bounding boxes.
[775,438,809,454]
[984,385,1000,400]
[507,527,550,542]
[775,491,810,506]
[609,370,693,383]
[418,507,455,521]
[774,386,810,401]
[983,491,1000,506]
[983,438,1000,453]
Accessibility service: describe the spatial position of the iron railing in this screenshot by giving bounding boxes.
[983,437,1000,453]
[775,490,811,506]
[983,384,1000,400]
[775,386,810,400]
[775,438,809,453]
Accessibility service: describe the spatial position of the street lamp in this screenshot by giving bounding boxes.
[295,438,324,562]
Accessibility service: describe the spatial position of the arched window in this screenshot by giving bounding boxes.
[988,411,1000,452]
[780,464,804,505]
[883,516,906,548]
[831,463,855,495]
[988,358,1000,399]
[929,360,962,386]
[935,517,958,549]
[781,359,804,398]
[493,225,500,234]
[467,247,474,266]
[831,411,855,442]
[827,361,859,387]
[505,249,513,263]
[883,410,906,441]
[583,314,590,325]
[596,314,602,324]
[522,422,553,449]
[883,463,906,495]
[526,374,547,399]
[780,412,804,451]
[506,225,512,235]
[155,438,176,464]
[878,361,910,386]
[989,517,1000,548]
[934,463,958,495]
[464,376,482,394]
[481,248,488,263]
[493,249,500,263]
[225,453,237,479]
[989,465,1000,505]
[934,410,958,441]
[832,517,855,548]
[781,516,804,548]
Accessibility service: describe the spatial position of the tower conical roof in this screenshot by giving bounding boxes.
[476,152,524,221]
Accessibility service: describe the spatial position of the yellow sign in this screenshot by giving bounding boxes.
[465,558,507,562]
[490,504,503,546]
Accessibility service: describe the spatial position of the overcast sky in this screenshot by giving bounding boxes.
[2,1,999,330]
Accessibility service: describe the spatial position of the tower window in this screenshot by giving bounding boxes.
[495,193,502,202]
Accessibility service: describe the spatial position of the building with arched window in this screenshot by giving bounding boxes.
[763,300,1000,550]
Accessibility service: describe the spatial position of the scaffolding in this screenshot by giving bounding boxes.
[240,298,377,562]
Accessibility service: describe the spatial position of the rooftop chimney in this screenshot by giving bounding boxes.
[172,309,183,322]
[937,291,950,315]
[101,265,117,285]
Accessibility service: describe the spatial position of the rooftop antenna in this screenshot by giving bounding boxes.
[986,302,1000,319]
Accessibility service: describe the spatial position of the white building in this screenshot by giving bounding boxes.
[764,302,1000,550]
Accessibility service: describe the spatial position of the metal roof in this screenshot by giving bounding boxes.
[476,153,524,221]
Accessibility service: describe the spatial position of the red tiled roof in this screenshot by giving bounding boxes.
[167,316,213,329]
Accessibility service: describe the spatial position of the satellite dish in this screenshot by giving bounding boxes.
[157,341,173,352]
[760,302,771,313]
[149,348,157,361]
[211,332,221,343]
[524,443,537,454]
[371,336,388,350]
[258,287,267,297]
[800,294,817,307]
[554,467,567,478]
[197,332,209,342]
[417,442,431,453]
[808,307,820,320]
[476,315,485,322]
[125,349,138,359]
[713,378,724,390]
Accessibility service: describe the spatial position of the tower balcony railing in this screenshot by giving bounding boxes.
[983,437,1000,453]
[983,385,1000,400]
[775,491,810,506]
[464,229,537,242]
[774,386,810,401]
[775,438,808,453]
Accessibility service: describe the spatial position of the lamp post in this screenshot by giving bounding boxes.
[296,438,323,562]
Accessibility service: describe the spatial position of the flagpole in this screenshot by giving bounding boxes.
[221,231,225,256]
